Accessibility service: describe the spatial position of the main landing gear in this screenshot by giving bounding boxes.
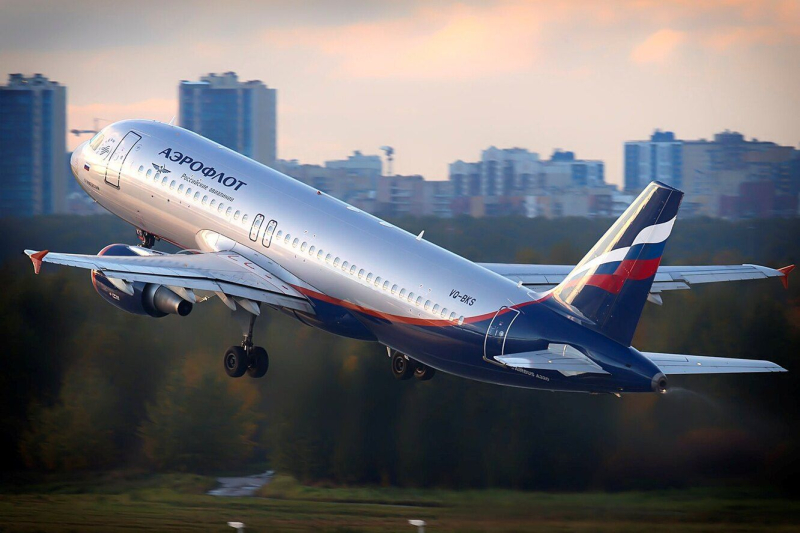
[389,349,436,381]
[136,228,159,249]
[224,305,269,379]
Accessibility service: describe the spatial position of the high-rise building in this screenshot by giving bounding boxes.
[542,149,605,189]
[626,129,799,218]
[624,130,683,192]
[325,150,383,179]
[0,73,66,216]
[179,72,277,166]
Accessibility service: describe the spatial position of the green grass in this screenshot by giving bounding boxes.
[0,473,798,532]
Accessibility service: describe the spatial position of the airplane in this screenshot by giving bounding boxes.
[26,120,792,395]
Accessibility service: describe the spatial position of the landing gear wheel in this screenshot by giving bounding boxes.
[391,352,413,380]
[247,346,269,378]
[414,363,436,381]
[136,228,157,249]
[224,346,249,378]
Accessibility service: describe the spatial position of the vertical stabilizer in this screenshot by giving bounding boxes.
[552,182,683,346]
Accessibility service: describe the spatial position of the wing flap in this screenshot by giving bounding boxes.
[642,352,787,375]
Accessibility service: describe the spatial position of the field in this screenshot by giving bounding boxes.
[0,474,798,532]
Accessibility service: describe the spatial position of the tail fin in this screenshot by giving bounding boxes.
[552,181,683,346]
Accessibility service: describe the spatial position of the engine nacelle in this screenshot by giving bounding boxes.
[91,244,192,317]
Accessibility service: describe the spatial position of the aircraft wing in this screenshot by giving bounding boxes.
[641,352,787,374]
[480,263,794,296]
[24,249,315,314]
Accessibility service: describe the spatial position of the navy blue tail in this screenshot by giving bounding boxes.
[552,182,683,346]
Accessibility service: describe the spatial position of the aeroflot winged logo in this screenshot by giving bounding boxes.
[152,163,170,181]
[159,148,247,191]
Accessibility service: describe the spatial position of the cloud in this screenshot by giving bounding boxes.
[263,1,546,79]
[630,28,686,64]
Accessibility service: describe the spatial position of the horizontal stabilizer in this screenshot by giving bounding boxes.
[642,352,787,375]
[496,344,609,376]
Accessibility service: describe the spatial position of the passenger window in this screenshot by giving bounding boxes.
[138,165,144,173]
[202,196,208,205]
[383,280,390,290]
[170,180,176,190]
[210,199,216,207]
[341,261,348,270]
[226,207,232,217]
[441,308,448,318]
[284,234,291,244]
[424,300,431,310]
[399,289,407,298]
[178,184,184,193]
[433,304,440,313]
[416,296,423,306]
[374,277,381,286]
[292,238,299,248]
[309,246,315,255]
[162,176,168,185]
[358,269,365,279]
[449,312,457,321]
[218,203,224,213]
[249,214,265,241]
[242,214,249,223]
[366,273,374,283]
[234,210,240,220]
[194,192,200,201]
[317,250,324,260]
[301,242,308,252]
[408,292,415,302]
[333,257,340,267]
[458,316,464,325]
[186,188,192,196]
[350,265,357,275]
[391,284,398,294]
[276,231,283,239]
[326,254,332,264]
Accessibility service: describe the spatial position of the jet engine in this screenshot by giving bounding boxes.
[91,244,192,317]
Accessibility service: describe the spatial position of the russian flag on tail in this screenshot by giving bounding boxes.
[552,181,683,346]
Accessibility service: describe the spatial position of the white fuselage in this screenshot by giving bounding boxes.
[71,120,530,351]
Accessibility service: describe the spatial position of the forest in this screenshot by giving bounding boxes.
[1,214,797,493]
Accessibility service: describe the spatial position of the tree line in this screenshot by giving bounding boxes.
[0,214,797,491]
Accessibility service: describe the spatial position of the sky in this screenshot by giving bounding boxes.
[1,0,799,186]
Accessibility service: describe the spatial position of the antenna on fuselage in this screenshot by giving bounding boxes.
[168,116,176,126]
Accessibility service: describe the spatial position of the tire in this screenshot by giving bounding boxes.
[247,346,269,378]
[223,346,248,378]
[414,362,436,381]
[391,352,413,380]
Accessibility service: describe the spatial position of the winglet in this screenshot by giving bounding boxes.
[27,250,49,275]
[778,265,795,290]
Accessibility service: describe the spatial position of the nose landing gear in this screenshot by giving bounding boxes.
[136,228,158,249]
[224,303,269,379]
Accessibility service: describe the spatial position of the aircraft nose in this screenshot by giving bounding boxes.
[70,141,87,179]
[651,372,668,394]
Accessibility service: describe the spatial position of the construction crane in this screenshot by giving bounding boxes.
[380,146,394,176]
[70,118,109,137]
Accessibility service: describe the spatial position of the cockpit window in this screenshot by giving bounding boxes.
[89,130,105,151]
